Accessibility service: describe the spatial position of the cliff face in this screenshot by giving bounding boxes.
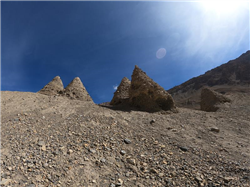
[168,51,250,109]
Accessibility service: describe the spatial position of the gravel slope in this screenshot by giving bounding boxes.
[1,91,250,187]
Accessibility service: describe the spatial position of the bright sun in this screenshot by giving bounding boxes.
[200,0,247,15]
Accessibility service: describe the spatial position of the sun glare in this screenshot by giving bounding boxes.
[200,0,247,15]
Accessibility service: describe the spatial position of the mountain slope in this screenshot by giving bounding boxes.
[168,50,250,109]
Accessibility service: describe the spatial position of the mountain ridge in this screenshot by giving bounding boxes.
[168,50,250,109]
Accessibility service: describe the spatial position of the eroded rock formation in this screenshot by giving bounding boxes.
[110,77,131,105]
[38,76,64,96]
[129,66,176,112]
[64,77,93,102]
[38,76,93,102]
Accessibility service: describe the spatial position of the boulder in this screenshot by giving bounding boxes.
[200,87,231,112]
[38,76,64,96]
[110,77,131,105]
[64,77,93,102]
[129,65,176,112]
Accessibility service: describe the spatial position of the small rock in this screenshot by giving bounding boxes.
[43,163,49,168]
[38,141,45,146]
[223,177,234,183]
[67,149,73,154]
[100,158,106,163]
[41,145,46,151]
[150,119,156,124]
[52,150,59,155]
[127,158,136,165]
[150,168,158,174]
[110,183,116,187]
[160,144,166,148]
[210,127,220,133]
[116,178,123,186]
[179,146,189,152]
[125,172,130,177]
[158,173,164,177]
[196,176,202,182]
[89,149,96,154]
[120,150,126,155]
[124,139,131,144]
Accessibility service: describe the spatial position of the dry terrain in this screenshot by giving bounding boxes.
[1,90,250,186]
[1,51,250,186]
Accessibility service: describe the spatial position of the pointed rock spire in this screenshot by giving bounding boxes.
[201,87,231,112]
[129,65,176,112]
[64,77,93,102]
[38,76,64,96]
[110,77,131,105]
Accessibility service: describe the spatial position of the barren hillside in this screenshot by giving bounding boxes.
[168,50,250,109]
[1,90,250,186]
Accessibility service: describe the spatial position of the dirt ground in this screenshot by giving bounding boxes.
[1,91,250,186]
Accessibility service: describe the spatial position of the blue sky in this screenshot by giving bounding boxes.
[1,1,249,103]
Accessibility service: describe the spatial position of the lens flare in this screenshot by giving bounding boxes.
[156,48,166,59]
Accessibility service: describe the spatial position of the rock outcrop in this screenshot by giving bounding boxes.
[200,87,231,112]
[64,77,93,102]
[110,77,131,105]
[38,76,64,96]
[129,66,176,112]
